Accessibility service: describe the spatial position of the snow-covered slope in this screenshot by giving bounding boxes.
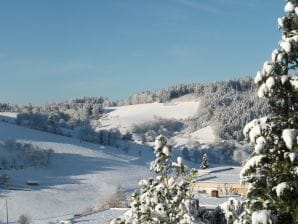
[0,98,241,223]
[101,101,200,132]
[0,112,17,124]
[173,126,217,146]
[0,97,218,146]
[0,120,242,223]
[0,112,17,118]
[0,121,153,223]
[99,99,217,145]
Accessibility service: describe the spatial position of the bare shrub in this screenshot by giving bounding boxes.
[102,185,127,209]
[217,183,238,196]
[132,118,183,140]
[1,140,54,169]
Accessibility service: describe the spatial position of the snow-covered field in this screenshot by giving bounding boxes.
[0,121,154,223]
[0,99,217,146]
[0,112,18,119]
[0,100,243,223]
[0,112,17,124]
[100,101,200,132]
[197,166,242,183]
[173,126,217,146]
[99,99,217,145]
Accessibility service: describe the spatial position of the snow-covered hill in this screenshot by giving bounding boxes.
[0,121,153,223]
[98,99,217,146]
[0,117,242,223]
[173,126,217,146]
[0,112,17,118]
[0,97,247,224]
[0,112,17,124]
[101,101,200,131]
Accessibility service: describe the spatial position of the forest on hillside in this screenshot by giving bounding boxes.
[0,77,268,141]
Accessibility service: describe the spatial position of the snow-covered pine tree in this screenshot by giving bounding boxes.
[241,1,298,223]
[200,153,209,169]
[110,135,208,224]
[220,198,243,224]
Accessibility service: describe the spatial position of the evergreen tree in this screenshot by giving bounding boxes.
[92,104,102,118]
[83,104,92,119]
[200,153,209,169]
[241,1,298,223]
[110,135,207,224]
[182,147,191,161]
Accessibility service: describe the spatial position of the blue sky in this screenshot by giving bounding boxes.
[0,0,283,105]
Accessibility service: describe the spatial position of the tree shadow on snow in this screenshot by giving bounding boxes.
[3,152,129,191]
[103,108,115,114]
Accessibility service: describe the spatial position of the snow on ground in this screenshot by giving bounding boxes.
[0,112,18,119]
[198,194,243,209]
[74,209,129,224]
[100,101,200,132]
[197,166,242,183]
[0,117,242,223]
[170,94,198,102]
[99,99,218,145]
[173,126,217,146]
[0,112,17,124]
[0,121,153,223]
[193,167,245,210]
